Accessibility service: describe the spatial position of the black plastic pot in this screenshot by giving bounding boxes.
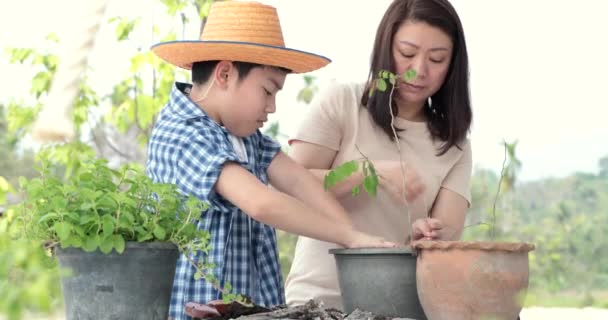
[56,241,179,320]
[329,247,426,319]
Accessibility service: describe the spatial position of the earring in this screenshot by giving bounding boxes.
[427,97,437,114]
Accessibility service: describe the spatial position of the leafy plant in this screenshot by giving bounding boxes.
[324,69,418,199]
[13,148,248,304]
[324,157,378,197]
[16,152,203,253]
[0,209,61,320]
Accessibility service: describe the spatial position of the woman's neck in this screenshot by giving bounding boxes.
[395,96,426,122]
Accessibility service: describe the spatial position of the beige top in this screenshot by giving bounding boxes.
[284,81,472,310]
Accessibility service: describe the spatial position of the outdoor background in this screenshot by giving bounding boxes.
[1,0,607,319]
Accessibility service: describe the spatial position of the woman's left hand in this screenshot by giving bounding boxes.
[411,217,443,241]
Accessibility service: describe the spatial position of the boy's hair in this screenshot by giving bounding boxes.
[192,61,291,85]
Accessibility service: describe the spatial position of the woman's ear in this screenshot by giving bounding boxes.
[214,60,235,89]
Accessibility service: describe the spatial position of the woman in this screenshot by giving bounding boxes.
[284,0,473,310]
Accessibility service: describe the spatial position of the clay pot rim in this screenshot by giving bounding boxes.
[411,240,535,252]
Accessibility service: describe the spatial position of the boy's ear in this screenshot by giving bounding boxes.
[214,60,235,89]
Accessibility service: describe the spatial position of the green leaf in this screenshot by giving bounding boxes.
[67,235,83,248]
[80,202,94,211]
[72,226,85,237]
[113,235,126,254]
[82,236,98,252]
[79,215,97,225]
[363,176,378,197]
[223,293,237,303]
[38,212,60,224]
[123,211,135,224]
[102,216,115,238]
[99,236,114,254]
[153,225,167,240]
[54,222,73,241]
[376,78,387,92]
[351,186,360,196]
[324,160,359,189]
[137,233,153,242]
[403,69,417,82]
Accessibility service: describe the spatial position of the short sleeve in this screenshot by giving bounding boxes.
[176,137,240,203]
[256,132,282,172]
[290,81,349,151]
[441,140,473,206]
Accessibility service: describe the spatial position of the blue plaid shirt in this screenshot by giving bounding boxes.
[146,83,285,320]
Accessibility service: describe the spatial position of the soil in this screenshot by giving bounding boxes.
[189,300,401,320]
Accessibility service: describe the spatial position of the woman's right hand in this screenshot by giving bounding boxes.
[374,160,426,205]
[411,217,443,241]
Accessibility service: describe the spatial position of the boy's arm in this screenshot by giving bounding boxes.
[266,152,352,226]
[214,158,391,248]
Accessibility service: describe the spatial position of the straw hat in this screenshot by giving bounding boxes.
[151,1,331,73]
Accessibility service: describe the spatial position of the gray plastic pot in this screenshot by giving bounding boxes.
[56,241,179,320]
[329,247,426,319]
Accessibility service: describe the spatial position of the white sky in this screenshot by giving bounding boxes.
[1,0,607,181]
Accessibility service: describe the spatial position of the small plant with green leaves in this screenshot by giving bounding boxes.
[13,148,248,304]
[323,69,424,241]
[0,209,62,320]
[325,69,418,198]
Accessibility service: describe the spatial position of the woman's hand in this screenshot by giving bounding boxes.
[374,160,426,205]
[412,217,443,241]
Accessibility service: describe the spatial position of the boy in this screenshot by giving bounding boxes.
[148,2,395,319]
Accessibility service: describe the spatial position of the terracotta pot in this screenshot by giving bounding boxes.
[411,240,535,320]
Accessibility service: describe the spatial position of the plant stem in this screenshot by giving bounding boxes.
[178,244,251,306]
[492,140,508,239]
[386,82,429,243]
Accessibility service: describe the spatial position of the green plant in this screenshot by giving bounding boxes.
[16,151,205,254]
[13,148,248,304]
[0,209,62,320]
[324,69,418,197]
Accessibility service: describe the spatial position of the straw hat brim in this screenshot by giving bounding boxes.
[151,40,331,74]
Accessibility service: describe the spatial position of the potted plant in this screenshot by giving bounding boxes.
[411,140,534,320]
[326,70,534,320]
[12,148,222,320]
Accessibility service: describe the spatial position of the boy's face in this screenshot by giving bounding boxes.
[221,65,286,137]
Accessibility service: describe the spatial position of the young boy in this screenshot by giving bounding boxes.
[148,2,395,319]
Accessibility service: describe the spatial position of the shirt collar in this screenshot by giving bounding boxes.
[168,82,208,120]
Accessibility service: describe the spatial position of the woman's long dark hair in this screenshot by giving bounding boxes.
[361,0,472,155]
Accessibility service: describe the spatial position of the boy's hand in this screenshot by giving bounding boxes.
[411,217,443,241]
[344,230,398,248]
[375,161,425,205]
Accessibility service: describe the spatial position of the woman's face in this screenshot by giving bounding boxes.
[392,20,453,106]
